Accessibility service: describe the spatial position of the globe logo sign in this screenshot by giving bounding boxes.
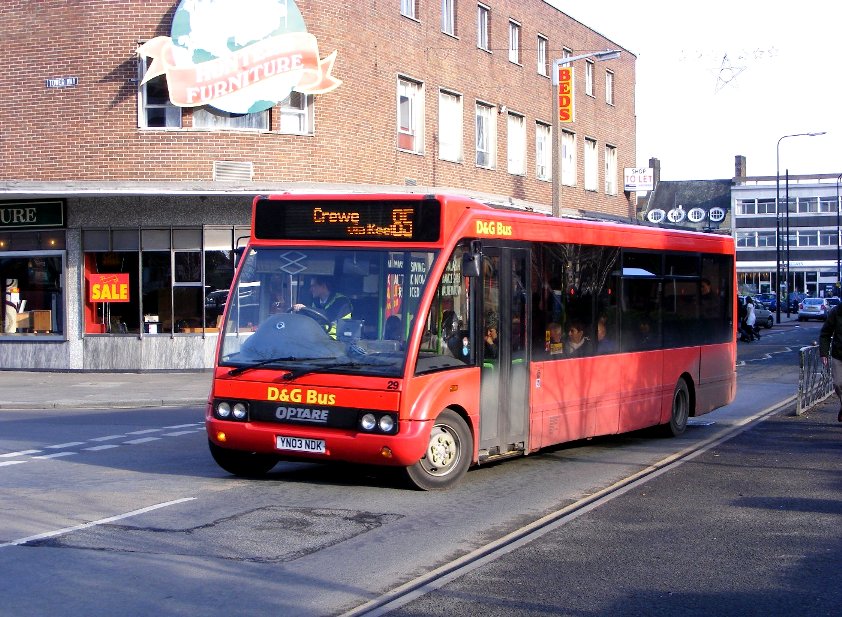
[138,0,341,114]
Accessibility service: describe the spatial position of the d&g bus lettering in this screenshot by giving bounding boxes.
[475,220,513,236]
[267,386,337,405]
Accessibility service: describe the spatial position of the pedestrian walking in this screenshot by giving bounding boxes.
[819,303,842,422]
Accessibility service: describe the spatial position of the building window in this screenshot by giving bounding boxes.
[536,121,551,181]
[439,90,463,163]
[442,0,456,35]
[584,137,598,191]
[605,69,614,105]
[508,20,521,64]
[757,199,776,214]
[604,145,618,195]
[82,226,246,335]
[819,196,838,213]
[757,231,775,247]
[561,130,576,186]
[797,197,819,213]
[798,230,819,246]
[192,108,269,130]
[138,56,181,129]
[477,4,490,51]
[736,232,755,248]
[401,0,417,19]
[475,102,496,168]
[280,91,314,135]
[1,235,66,337]
[819,230,837,246]
[585,60,594,97]
[537,35,548,76]
[397,77,424,154]
[507,112,526,175]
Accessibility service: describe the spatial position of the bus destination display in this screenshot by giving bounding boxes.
[254,198,441,242]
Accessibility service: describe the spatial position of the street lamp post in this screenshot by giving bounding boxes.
[551,49,621,218]
[836,172,842,295]
[775,131,826,323]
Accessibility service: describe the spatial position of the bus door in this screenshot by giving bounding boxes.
[478,246,529,457]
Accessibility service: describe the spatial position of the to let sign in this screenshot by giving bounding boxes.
[624,168,654,192]
[558,66,574,123]
[88,274,130,303]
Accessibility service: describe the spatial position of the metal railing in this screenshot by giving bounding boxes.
[798,345,834,415]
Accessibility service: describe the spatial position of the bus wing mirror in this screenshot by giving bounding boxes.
[462,242,482,278]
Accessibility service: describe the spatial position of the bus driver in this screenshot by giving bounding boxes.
[292,276,353,339]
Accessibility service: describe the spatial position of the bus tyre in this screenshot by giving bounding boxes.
[405,409,472,491]
[661,379,690,437]
[208,440,278,478]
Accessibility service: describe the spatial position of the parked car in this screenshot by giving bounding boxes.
[755,292,778,311]
[797,297,830,321]
[739,296,774,329]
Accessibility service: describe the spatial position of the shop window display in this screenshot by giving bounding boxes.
[1,255,64,336]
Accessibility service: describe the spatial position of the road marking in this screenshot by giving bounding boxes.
[46,442,85,449]
[123,437,161,445]
[89,435,125,442]
[0,450,41,458]
[31,452,77,460]
[0,497,197,549]
[163,431,197,437]
[163,423,201,429]
[126,429,161,435]
[0,461,28,467]
[84,444,120,452]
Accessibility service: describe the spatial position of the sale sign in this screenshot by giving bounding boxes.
[88,273,130,303]
[558,66,574,123]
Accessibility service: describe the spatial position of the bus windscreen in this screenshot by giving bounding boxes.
[253,197,442,242]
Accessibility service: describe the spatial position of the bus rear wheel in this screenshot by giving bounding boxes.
[661,378,690,437]
[405,409,471,491]
[208,440,278,478]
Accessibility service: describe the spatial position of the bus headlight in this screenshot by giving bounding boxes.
[360,413,377,431]
[217,401,232,418]
[232,402,248,419]
[378,415,395,433]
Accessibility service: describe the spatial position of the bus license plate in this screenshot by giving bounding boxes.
[276,436,326,454]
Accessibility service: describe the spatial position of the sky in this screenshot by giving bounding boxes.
[547,0,842,181]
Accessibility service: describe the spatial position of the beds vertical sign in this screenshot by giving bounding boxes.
[558,65,574,123]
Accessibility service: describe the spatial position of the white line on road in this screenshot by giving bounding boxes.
[123,437,161,445]
[0,450,41,458]
[46,442,85,449]
[163,423,202,429]
[163,431,199,437]
[89,435,126,442]
[0,497,197,549]
[126,429,161,435]
[84,444,120,452]
[0,460,28,467]
[31,452,77,460]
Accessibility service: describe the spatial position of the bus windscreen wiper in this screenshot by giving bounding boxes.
[281,361,366,381]
[227,356,334,377]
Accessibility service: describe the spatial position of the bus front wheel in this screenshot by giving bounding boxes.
[405,409,472,491]
[661,378,690,437]
[209,440,278,478]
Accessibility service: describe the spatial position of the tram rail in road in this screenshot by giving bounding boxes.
[340,394,796,617]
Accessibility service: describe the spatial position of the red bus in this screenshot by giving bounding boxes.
[207,193,736,490]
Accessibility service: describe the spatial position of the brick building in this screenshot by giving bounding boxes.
[0,0,636,370]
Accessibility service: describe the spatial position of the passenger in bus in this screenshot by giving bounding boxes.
[596,316,617,354]
[700,277,719,319]
[483,311,499,359]
[547,322,564,355]
[267,273,287,314]
[292,276,352,339]
[636,317,656,349]
[564,319,591,357]
[384,315,403,341]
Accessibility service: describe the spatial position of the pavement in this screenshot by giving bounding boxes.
[0,370,212,410]
[0,311,805,411]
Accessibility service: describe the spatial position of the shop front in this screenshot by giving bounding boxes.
[0,193,252,371]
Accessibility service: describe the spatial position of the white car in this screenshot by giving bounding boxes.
[797,297,830,322]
